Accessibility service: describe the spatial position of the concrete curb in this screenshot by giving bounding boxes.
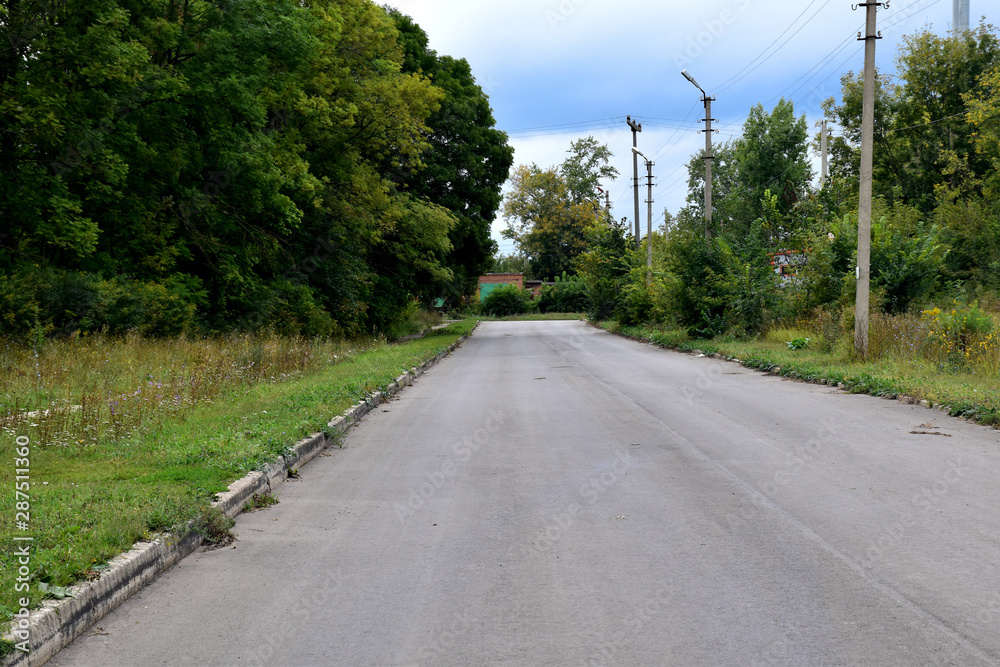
[3,326,477,667]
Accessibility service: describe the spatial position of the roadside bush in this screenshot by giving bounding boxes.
[481,283,529,316]
[537,273,590,313]
[0,268,204,337]
[661,223,777,337]
[577,218,631,320]
[661,228,728,336]
[870,215,947,315]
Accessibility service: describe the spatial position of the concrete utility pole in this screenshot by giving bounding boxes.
[682,70,715,238]
[820,120,829,185]
[627,116,643,248]
[633,148,655,285]
[953,0,970,38]
[853,1,885,358]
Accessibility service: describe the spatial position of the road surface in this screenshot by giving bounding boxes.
[51,320,1000,666]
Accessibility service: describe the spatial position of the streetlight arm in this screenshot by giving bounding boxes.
[681,69,704,94]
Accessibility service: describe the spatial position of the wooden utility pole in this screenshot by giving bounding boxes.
[627,116,642,248]
[854,1,885,358]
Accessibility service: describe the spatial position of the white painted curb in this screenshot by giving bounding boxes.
[3,327,477,666]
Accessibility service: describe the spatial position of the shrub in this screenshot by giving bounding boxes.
[0,268,205,337]
[661,223,777,337]
[870,217,946,315]
[576,218,631,320]
[537,274,590,313]
[481,283,529,316]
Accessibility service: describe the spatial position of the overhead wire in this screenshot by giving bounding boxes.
[500,0,951,230]
[715,0,830,94]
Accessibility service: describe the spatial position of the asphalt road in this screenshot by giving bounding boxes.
[51,320,1000,666]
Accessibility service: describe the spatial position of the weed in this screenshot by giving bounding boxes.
[242,492,280,513]
[786,337,810,350]
[922,304,998,373]
[194,507,236,549]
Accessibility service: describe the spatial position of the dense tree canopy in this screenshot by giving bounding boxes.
[681,99,811,241]
[826,23,1000,210]
[0,0,510,336]
[387,8,514,308]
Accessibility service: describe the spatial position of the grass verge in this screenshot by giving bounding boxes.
[600,321,1000,427]
[0,319,475,624]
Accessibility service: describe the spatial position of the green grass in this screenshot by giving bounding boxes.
[0,319,475,624]
[599,321,1000,427]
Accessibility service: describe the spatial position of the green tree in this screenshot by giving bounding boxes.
[576,216,632,319]
[732,99,812,234]
[387,9,514,307]
[681,141,739,234]
[560,136,619,204]
[501,165,593,280]
[0,0,455,336]
[827,23,1000,210]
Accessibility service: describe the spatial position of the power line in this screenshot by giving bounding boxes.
[716,0,830,94]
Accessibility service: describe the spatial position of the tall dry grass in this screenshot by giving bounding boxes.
[0,332,380,447]
[797,304,1000,374]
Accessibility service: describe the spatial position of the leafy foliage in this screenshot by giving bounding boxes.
[537,274,589,313]
[0,0,508,336]
[480,283,529,317]
[576,216,632,320]
[501,165,593,280]
[502,137,618,280]
[388,9,514,307]
[826,23,1000,211]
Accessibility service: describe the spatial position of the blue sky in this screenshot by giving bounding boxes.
[385,1,996,255]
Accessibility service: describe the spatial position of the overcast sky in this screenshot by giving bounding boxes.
[385,0,996,255]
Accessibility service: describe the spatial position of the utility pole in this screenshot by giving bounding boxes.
[646,159,654,284]
[854,1,885,358]
[953,0,970,37]
[703,95,715,236]
[627,116,642,249]
[820,119,829,186]
[682,70,715,238]
[632,147,655,285]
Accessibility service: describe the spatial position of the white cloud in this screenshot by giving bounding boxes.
[385,0,994,254]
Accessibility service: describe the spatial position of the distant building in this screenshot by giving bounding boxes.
[769,250,808,286]
[478,273,546,300]
[478,273,524,301]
